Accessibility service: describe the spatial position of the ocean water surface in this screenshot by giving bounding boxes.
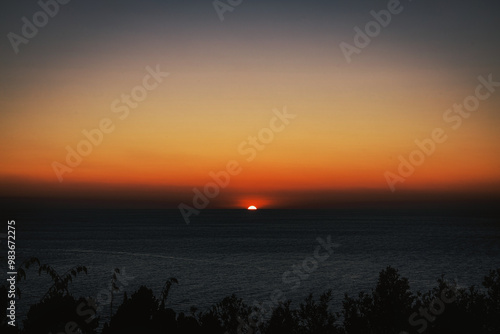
[10,208,500,323]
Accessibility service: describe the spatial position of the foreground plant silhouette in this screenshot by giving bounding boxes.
[0,257,98,334]
[1,264,499,334]
[98,267,500,334]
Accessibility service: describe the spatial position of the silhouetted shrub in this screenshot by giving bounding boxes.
[22,293,98,334]
[103,286,161,334]
[265,291,341,334]
[265,300,297,334]
[10,263,500,334]
[342,266,415,334]
[296,290,341,334]
[201,294,253,334]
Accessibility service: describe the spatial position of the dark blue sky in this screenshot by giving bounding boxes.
[2,0,500,70]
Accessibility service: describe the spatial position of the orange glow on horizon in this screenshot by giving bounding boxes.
[1,25,499,207]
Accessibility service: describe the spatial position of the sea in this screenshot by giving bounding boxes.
[6,208,500,325]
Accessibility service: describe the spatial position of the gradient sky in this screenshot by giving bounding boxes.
[1,0,500,209]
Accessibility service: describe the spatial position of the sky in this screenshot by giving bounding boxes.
[1,0,500,209]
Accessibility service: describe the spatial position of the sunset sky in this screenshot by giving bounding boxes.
[1,0,500,209]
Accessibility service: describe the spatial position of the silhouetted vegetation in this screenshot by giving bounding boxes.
[2,262,500,334]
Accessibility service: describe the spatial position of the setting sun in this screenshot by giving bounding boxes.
[247,206,257,210]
